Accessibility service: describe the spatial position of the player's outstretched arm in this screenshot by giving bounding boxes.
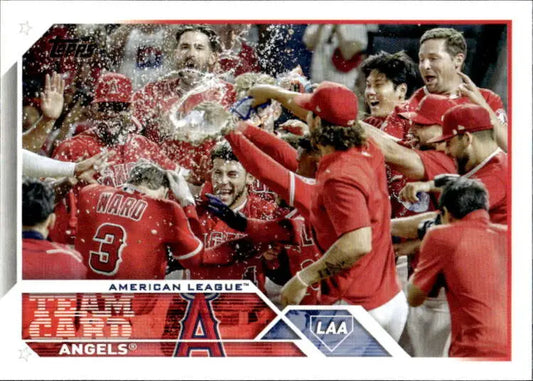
[281,227,371,307]
[240,123,298,172]
[23,72,65,152]
[391,211,439,239]
[360,120,426,180]
[248,84,308,121]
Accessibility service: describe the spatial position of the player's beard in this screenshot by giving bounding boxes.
[455,155,469,175]
[215,183,247,209]
[96,117,129,146]
[229,185,248,210]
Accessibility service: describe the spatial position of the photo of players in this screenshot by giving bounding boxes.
[18,19,513,361]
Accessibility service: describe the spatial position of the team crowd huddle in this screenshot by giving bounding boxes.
[21,23,509,358]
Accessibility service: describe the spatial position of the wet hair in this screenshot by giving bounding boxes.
[311,119,367,151]
[297,135,319,154]
[127,161,170,190]
[360,50,422,98]
[438,177,488,219]
[420,27,467,59]
[211,141,239,162]
[23,177,55,226]
[175,24,221,53]
[279,132,302,150]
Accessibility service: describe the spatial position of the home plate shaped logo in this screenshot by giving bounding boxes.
[309,315,354,352]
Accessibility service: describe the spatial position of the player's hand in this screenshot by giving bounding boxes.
[279,119,309,136]
[74,151,111,184]
[280,273,308,308]
[457,71,490,109]
[167,170,195,207]
[50,176,77,203]
[205,193,248,232]
[40,72,65,120]
[248,84,280,107]
[187,156,211,186]
[399,181,433,203]
[393,239,421,258]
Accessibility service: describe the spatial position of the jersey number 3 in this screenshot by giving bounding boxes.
[89,223,127,276]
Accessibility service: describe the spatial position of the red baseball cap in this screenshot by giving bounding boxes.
[427,104,493,144]
[293,81,358,127]
[92,72,133,104]
[399,94,457,126]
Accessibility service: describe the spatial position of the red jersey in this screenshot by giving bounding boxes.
[244,209,322,304]
[411,210,508,358]
[418,148,508,224]
[132,76,236,142]
[364,112,425,218]
[363,102,411,141]
[416,149,457,181]
[225,128,321,303]
[464,149,508,225]
[189,194,279,292]
[50,128,177,244]
[217,42,260,79]
[392,86,507,134]
[310,143,400,309]
[22,231,86,279]
[75,184,202,279]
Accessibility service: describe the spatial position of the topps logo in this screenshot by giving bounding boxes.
[59,343,132,356]
[50,37,97,58]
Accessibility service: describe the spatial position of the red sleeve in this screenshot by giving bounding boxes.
[410,228,447,294]
[482,90,505,113]
[226,131,293,202]
[52,139,85,162]
[323,178,370,238]
[416,150,457,180]
[241,124,299,172]
[476,173,506,212]
[182,204,205,238]
[244,218,293,244]
[168,204,203,266]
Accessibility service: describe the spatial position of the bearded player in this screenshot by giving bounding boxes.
[50,72,177,244]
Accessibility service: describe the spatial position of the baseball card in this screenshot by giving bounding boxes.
[0,1,531,379]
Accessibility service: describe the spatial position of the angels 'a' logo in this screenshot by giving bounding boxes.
[106,79,121,95]
[495,109,508,125]
[173,293,225,357]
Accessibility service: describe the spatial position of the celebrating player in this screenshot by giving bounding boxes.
[22,178,86,279]
[394,27,507,151]
[408,177,508,358]
[75,161,203,279]
[279,82,407,341]
[132,24,236,143]
[402,103,507,225]
[50,72,177,244]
